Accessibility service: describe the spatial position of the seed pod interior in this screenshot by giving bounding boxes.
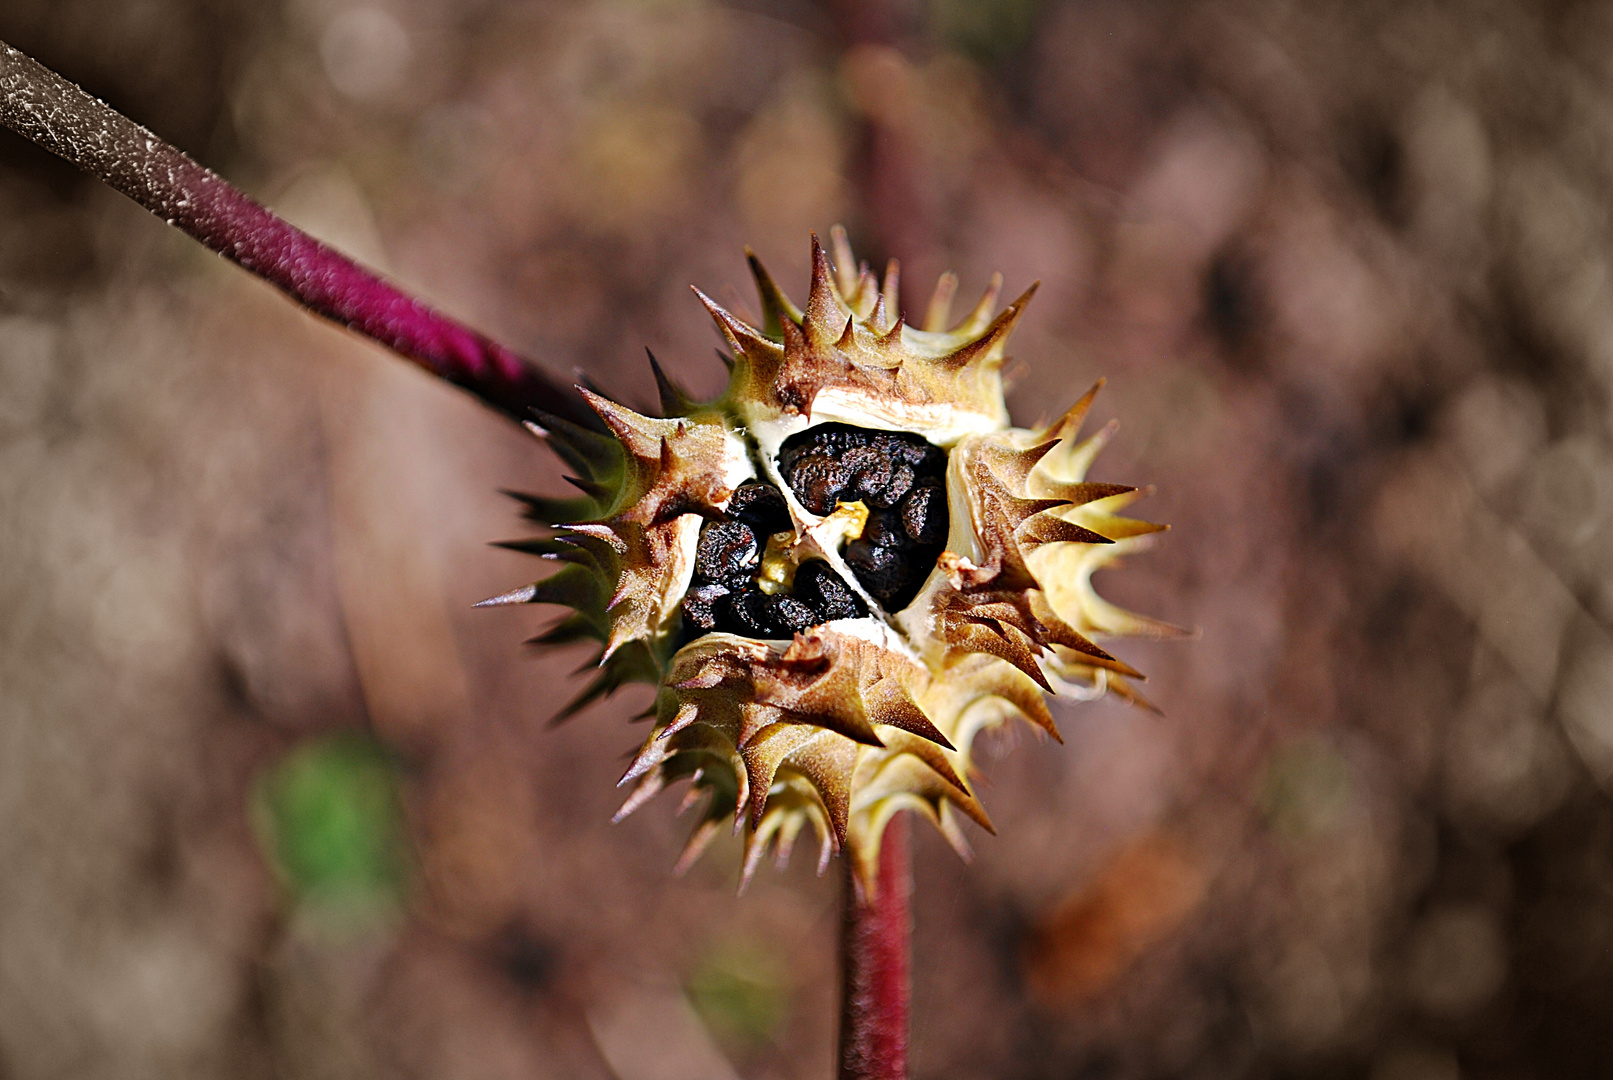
[489,228,1178,889]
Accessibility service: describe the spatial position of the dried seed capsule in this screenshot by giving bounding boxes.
[776,424,951,611]
[498,231,1169,891]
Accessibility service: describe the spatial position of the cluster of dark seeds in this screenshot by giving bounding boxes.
[682,480,868,639]
[778,424,950,612]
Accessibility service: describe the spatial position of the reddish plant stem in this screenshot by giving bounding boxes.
[0,38,593,430]
[826,3,927,1074]
[839,811,912,1080]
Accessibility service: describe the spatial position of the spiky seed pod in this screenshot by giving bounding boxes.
[487,228,1179,891]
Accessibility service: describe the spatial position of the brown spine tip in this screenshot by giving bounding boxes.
[870,291,889,334]
[619,738,670,787]
[1018,438,1064,473]
[829,223,860,297]
[646,349,690,418]
[806,232,843,341]
[924,271,959,332]
[692,286,778,357]
[940,282,1038,371]
[881,258,901,329]
[877,314,906,349]
[1041,379,1107,441]
[1045,626,1145,680]
[866,682,954,751]
[738,835,770,894]
[837,314,859,350]
[1018,516,1115,547]
[957,271,1005,336]
[745,248,802,338]
[673,819,723,876]
[613,771,666,823]
[971,620,1055,692]
[801,745,857,848]
[1051,481,1139,507]
[854,265,880,317]
[658,702,701,741]
[995,678,1062,743]
[574,384,636,440]
[473,584,541,607]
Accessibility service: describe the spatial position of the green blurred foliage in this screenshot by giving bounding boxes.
[686,938,791,1053]
[252,732,411,934]
[927,0,1044,63]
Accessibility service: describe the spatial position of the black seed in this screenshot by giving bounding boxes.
[841,446,893,503]
[882,464,918,508]
[844,539,911,603]
[780,425,948,511]
[727,481,792,536]
[785,453,852,515]
[724,587,776,637]
[795,561,868,621]
[696,521,759,584]
[863,510,910,550]
[901,483,948,545]
[852,453,914,509]
[769,595,820,634]
[682,583,729,630]
[774,424,950,614]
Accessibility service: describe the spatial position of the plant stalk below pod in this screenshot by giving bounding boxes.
[0,38,593,430]
[840,813,912,1080]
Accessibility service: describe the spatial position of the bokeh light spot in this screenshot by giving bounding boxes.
[321,7,413,103]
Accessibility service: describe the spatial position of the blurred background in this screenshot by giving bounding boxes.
[1,0,1609,1076]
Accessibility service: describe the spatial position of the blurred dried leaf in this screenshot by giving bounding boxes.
[1024,832,1209,1007]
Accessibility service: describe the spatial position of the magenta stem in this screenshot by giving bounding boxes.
[839,812,911,1080]
[0,38,593,429]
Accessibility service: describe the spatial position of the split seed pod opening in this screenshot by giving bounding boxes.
[485,228,1179,891]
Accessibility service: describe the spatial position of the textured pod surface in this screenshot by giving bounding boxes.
[491,229,1176,888]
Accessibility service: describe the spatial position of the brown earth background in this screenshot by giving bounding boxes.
[2,1,1611,1077]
